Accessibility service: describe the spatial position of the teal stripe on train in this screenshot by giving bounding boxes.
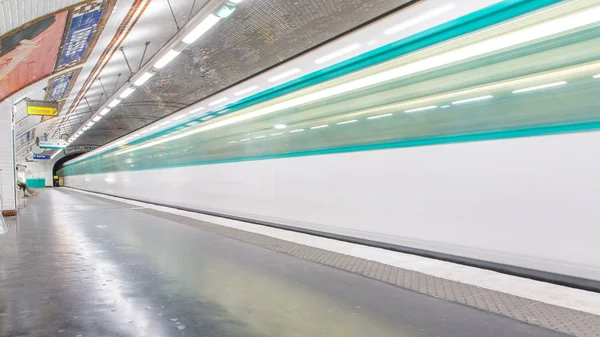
[64,0,562,169]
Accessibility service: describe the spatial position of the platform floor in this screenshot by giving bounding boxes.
[0,189,574,337]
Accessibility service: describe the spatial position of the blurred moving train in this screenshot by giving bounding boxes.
[59,0,600,290]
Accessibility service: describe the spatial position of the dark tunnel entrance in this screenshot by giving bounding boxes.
[51,153,82,187]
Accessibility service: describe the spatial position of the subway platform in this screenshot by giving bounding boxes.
[1,189,598,337]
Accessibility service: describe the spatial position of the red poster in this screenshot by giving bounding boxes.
[0,12,68,101]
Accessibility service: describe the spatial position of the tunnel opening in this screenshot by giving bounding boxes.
[51,153,82,187]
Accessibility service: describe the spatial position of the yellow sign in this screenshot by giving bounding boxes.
[27,105,58,116]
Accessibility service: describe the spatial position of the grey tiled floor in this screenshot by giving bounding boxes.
[0,189,580,336]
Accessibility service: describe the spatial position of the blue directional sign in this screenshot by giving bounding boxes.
[33,154,51,160]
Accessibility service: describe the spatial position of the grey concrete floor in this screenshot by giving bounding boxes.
[0,189,569,337]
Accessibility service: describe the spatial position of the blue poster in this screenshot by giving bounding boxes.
[57,4,104,68]
[50,72,74,100]
[33,154,51,160]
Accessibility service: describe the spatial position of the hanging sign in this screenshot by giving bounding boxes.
[26,100,59,116]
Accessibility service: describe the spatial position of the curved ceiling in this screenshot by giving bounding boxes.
[8,0,418,162]
[59,0,417,149]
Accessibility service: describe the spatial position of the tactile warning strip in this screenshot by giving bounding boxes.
[131,207,598,336]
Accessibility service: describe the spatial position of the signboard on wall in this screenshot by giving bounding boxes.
[33,154,51,160]
[14,115,43,136]
[26,100,59,116]
[65,145,98,155]
[15,129,35,148]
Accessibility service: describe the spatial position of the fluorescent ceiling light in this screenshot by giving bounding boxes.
[150,126,158,130]
[230,0,244,3]
[405,105,437,113]
[92,116,102,122]
[290,129,304,133]
[119,87,136,98]
[115,6,600,157]
[254,135,266,139]
[268,68,301,83]
[452,95,493,105]
[216,5,236,18]
[134,72,154,86]
[337,119,357,125]
[440,105,451,108]
[310,125,328,129]
[235,85,259,96]
[385,4,455,35]
[208,97,229,106]
[229,140,238,143]
[154,50,181,69]
[86,122,95,127]
[512,81,567,93]
[240,138,250,142]
[182,14,221,44]
[594,74,600,78]
[274,124,287,129]
[108,99,121,108]
[315,43,361,64]
[83,126,90,131]
[271,132,283,136]
[140,130,148,134]
[99,108,111,116]
[77,131,84,135]
[173,115,185,120]
[160,121,170,126]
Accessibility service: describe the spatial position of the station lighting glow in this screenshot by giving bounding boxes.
[108,99,121,108]
[208,97,229,106]
[315,43,361,64]
[82,126,91,131]
[274,124,287,129]
[452,95,493,105]
[337,119,357,125]
[86,122,95,127]
[290,129,304,133]
[593,74,600,78]
[310,125,329,129]
[384,4,455,35]
[235,85,259,96]
[188,107,205,114]
[268,68,301,83]
[405,105,437,113]
[271,132,283,136]
[182,14,221,44]
[119,87,136,98]
[134,72,154,86]
[512,81,567,93]
[216,5,236,18]
[367,113,392,119]
[154,50,180,69]
[99,108,111,116]
[92,116,102,122]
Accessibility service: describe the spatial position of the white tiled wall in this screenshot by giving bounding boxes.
[0,106,15,211]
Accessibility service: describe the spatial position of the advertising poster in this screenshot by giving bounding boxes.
[55,0,115,71]
[0,12,68,101]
